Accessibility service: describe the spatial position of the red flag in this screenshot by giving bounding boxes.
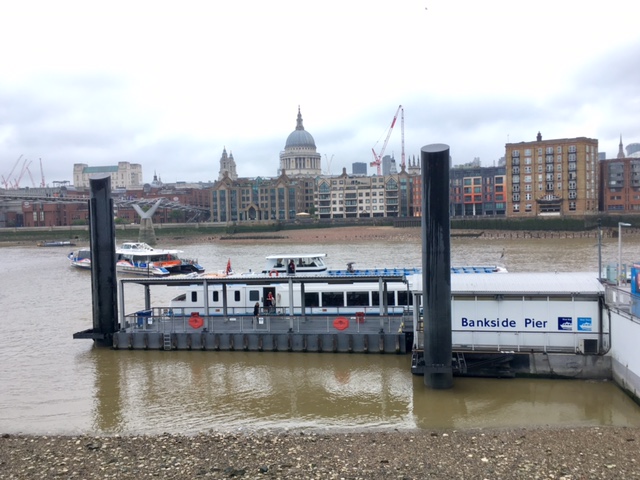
[225,258,232,275]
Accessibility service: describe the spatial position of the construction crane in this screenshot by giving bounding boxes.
[14,159,31,188]
[2,154,23,189]
[39,158,46,187]
[323,154,334,175]
[370,105,403,175]
[26,165,36,188]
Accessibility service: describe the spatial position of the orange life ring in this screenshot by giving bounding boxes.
[188,312,204,329]
[269,270,279,277]
[333,316,349,331]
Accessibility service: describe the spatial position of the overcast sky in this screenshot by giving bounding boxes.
[1,0,639,187]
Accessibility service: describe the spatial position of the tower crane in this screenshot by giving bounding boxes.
[39,158,46,187]
[2,154,23,189]
[370,105,403,175]
[26,165,36,188]
[14,159,31,188]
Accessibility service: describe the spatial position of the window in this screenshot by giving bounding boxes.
[322,292,344,307]
[304,292,320,307]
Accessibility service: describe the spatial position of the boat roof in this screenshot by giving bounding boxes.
[265,254,327,260]
[411,272,604,295]
[117,242,182,253]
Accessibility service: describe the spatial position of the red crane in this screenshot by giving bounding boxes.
[2,154,23,189]
[370,105,403,175]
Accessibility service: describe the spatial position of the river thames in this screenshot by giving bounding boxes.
[2,230,640,435]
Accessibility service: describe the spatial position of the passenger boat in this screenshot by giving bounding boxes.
[168,257,507,317]
[259,253,505,277]
[68,242,205,276]
[115,242,204,276]
[68,247,92,270]
[262,254,328,275]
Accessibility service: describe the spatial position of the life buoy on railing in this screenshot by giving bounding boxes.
[188,312,204,329]
[333,316,349,331]
[269,270,279,277]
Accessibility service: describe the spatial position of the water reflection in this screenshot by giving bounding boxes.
[78,346,640,435]
[411,376,640,430]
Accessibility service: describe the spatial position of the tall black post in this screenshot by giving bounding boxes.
[90,176,118,344]
[421,144,453,389]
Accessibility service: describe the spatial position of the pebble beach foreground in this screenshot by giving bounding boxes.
[1,427,638,479]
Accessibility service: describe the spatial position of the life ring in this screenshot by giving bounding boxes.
[188,312,204,329]
[333,316,349,331]
[269,270,279,277]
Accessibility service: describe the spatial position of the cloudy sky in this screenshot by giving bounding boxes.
[1,0,639,187]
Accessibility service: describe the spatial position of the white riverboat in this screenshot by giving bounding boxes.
[68,247,91,270]
[116,242,205,276]
[168,256,508,317]
[68,242,205,276]
[262,253,328,275]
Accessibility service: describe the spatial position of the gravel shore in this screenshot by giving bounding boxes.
[1,427,639,479]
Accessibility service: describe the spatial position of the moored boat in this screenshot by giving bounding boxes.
[38,240,76,247]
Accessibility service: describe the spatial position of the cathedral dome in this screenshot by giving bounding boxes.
[285,108,316,149]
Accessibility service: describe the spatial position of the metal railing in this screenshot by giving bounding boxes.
[124,307,407,335]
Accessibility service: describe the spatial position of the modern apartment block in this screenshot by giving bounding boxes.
[450,165,507,217]
[599,157,640,213]
[505,133,599,217]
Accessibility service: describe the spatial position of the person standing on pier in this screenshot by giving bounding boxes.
[266,292,275,313]
[253,302,260,328]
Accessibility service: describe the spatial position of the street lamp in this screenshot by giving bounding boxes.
[618,222,631,286]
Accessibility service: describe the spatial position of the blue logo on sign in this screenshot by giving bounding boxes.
[558,317,572,331]
[577,317,592,332]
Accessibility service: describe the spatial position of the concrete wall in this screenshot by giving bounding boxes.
[610,311,640,401]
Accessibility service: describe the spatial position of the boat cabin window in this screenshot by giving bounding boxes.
[191,291,197,302]
[234,291,241,302]
[346,291,369,306]
[372,291,395,306]
[212,291,219,302]
[322,291,344,307]
[249,290,260,302]
[397,291,412,306]
[304,292,320,307]
[174,293,186,302]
